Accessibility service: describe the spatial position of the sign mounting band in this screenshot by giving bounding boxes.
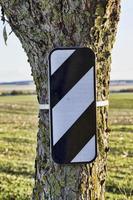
[39,100,109,110]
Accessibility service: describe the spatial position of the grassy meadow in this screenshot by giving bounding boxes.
[106,93,133,200]
[0,93,133,199]
[0,95,38,200]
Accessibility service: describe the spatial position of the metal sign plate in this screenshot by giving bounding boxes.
[49,47,97,164]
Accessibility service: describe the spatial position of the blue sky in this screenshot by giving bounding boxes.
[0,0,133,82]
[111,0,133,80]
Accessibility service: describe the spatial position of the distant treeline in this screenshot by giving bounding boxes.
[0,89,133,96]
[0,80,33,85]
[110,89,133,93]
[110,80,133,86]
[0,90,36,96]
[0,80,133,86]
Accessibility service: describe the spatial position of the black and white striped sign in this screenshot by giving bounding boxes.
[49,47,97,164]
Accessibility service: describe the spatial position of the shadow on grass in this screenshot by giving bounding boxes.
[1,137,34,144]
[0,109,36,115]
[106,183,133,196]
[0,166,34,178]
[111,126,133,133]
[109,147,132,157]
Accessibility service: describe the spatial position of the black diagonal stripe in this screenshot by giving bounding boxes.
[52,101,96,164]
[50,48,95,108]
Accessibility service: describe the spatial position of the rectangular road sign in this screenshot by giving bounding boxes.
[49,47,97,164]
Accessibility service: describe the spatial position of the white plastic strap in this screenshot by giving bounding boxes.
[96,100,109,107]
[39,104,50,110]
[39,100,109,110]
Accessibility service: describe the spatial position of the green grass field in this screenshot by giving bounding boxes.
[0,93,133,199]
[0,95,38,200]
[106,93,133,200]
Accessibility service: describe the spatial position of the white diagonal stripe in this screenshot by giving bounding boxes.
[52,67,94,145]
[51,49,75,75]
[71,135,96,163]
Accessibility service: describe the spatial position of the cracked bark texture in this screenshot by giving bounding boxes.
[0,0,120,199]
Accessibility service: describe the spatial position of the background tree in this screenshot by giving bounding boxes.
[0,0,120,199]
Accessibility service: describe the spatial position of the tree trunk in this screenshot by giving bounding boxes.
[0,0,120,199]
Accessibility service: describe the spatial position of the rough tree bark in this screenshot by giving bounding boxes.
[0,0,120,199]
